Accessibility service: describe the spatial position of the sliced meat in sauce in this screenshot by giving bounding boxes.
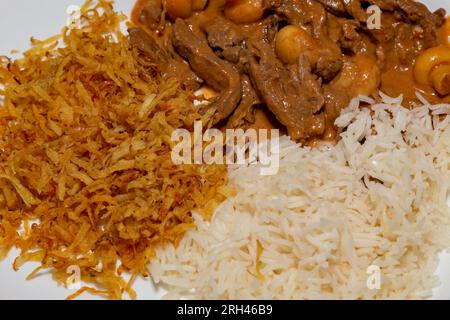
[316,0,367,22]
[129,27,167,63]
[172,19,242,124]
[394,0,445,47]
[129,27,202,90]
[337,18,372,54]
[135,0,163,31]
[273,0,328,37]
[314,0,345,15]
[202,16,244,65]
[314,58,344,83]
[203,17,242,50]
[248,41,325,141]
[395,0,445,25]
[367,0,395,10]
[132,0,447,143]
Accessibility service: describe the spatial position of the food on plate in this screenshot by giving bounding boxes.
[0,0,449,300]
[0,0,226,299]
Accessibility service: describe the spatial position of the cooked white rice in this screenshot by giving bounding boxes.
[150,94,450,299]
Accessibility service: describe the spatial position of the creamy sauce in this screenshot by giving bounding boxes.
[381,68,442,104]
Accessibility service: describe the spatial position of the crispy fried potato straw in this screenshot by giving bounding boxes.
[0,0,226,299]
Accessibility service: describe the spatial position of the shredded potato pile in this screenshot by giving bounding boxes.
[0,0,226,299]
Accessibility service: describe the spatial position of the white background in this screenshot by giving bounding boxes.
[0,0,449,300]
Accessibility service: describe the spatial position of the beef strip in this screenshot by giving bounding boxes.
[129,27,167,63]
[360,1,445,72]
[273,0,328,37]
[202,16,244,64]
[392,23,425,66]
[227,75,260,128]
[393,0,445,47]
[338,18,369,54]
[314,58,343,82]
[344,0,367,22]
[314,0,345,15]
[245,15,280,46]
[365,0,445,48]
[394,0,445,25]
[129,27,202,90]
[203,16,243,51]
[172,19,242,124]
[315,0,367,22]
[248,41,326,140]
[365,0,395,11]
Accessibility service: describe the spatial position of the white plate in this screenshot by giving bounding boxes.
[0,0,449,300]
